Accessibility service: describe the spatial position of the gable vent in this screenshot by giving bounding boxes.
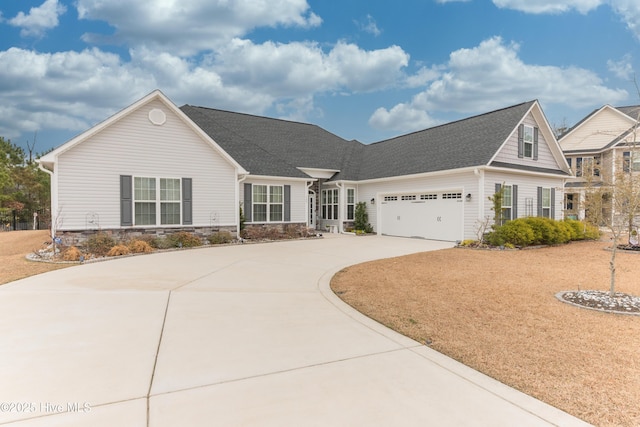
[148,108,167,125]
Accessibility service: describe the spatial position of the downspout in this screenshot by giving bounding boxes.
[38,162,56,240]
[237,173,248,239]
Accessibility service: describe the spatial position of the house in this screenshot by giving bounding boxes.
[559,104,640,221]
[39,90,571,244]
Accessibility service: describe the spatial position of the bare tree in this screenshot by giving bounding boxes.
[582,96,640,296]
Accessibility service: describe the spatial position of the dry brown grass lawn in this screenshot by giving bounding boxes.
[0,230,71,285]
[331,239,640,427]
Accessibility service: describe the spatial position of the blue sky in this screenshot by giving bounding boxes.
[1,0,639,154]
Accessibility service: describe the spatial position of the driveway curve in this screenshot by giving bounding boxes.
[0,234,589,426]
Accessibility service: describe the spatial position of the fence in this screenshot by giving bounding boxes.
[0,209,49,231]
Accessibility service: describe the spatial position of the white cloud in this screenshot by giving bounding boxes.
[355,14,381,36]
[610,0,640,41]
[8,0,67,37]
[0,36,410,140]
[370,36,628,133]
[76,0,322,56]
[369,103,441,132]
[607,54,634,80]
[492,0,603,14]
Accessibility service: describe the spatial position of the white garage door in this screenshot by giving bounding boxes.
[380,192,463,241]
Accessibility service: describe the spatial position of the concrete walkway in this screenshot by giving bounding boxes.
[0,234,590,426]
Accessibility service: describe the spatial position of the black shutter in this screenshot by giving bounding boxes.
[244,183,252,222]
[517,124,524,158]
[512,185,518,219]
[533,127,539,160]
[120,175,132,226]
[551,188,556,219]
[537,187,543,217]
[284,185,291,222]
[182,178,192,225]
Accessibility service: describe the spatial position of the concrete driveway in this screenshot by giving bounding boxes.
[0,234,589,426]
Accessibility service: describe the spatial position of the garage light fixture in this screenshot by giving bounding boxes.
[466,193,472,201]
[370,198,375,204]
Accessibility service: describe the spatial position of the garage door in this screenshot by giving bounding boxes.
[380,192,463,241]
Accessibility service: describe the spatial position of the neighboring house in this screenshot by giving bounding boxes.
[39,90,571,244]
[559,104,640,221]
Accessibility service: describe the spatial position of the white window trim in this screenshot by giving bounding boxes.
[134,176,182,227]
[523,125,534,158]
[346,188,356,221]
[321,188,339,220]
[252,184,284,223]
[541,187,551,218]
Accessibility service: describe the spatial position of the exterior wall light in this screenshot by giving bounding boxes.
[466,193,472,201]
[370,198,375,204]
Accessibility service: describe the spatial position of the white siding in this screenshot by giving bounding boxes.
[241,178,308,224]
[484,172,564,223]
[56,99,238,230]
[493,113,559,170]
[560,108,632,152]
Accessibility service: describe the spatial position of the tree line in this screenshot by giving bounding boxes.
[0,136,50,230]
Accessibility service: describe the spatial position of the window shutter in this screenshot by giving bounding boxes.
[495,183,501,194]
[284,185,291,222]
[550,188,556,219]
[512,185,518,219]
[533,127,539,160]
[244,183,252,222]
[517,124,524,158]
[182,178,192,225]
[120,175,132,226]
[537,187,543,217]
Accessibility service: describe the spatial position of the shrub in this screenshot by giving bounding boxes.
[491,219,535,247]
[107,244,130,257]
[128,240,153,254]
[166,231,202,248]
[62,246,82,261]
[208,231,234,245]
[86,232,116,257]
[241,226,282,240]
[354,202,373,233]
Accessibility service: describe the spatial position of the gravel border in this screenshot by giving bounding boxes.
[556,290,640,316]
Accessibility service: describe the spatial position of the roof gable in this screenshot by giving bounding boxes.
[39,90,246,174]
[559,105,637,153]
[356,101,544,180]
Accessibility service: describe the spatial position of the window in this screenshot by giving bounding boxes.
[566,157,572,169]
[251,184,284,222]
[576,156,600,177]
[346,188,355,220]
[420,194,437,200]
[252,185,267,222]
[565,193,575,211]
[541,188,551,218]
[523,125,534,158]
[133,177,182,226]
[135,177,156,225]
[384,196,398,201]
[269,186,283,222]
[501,185,512,224]
[322,189,338,220]
[442,193,462,199]
[401,195,416,201]
[160,178,181,224]
[623,152,631,173]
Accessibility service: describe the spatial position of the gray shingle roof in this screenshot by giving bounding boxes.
[181,105,365,179]
[181,101,541,181]
[357,101,537,180]
[616,105,640,120]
